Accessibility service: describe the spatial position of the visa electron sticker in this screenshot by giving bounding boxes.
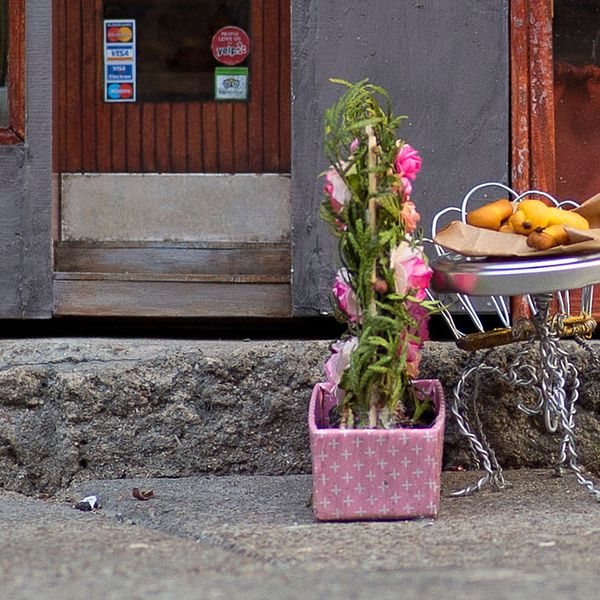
[211,26,250,66]
[104,20,136,102]
[214,67,248,101]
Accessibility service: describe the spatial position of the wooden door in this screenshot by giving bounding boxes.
[52,0,292,318]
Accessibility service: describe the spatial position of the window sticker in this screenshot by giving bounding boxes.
[211,26,250,66]
[104,20,136,102]
[214,66,248,101]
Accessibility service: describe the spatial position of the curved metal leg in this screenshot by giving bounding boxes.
[450,293,600,501]
[450,357,507,497]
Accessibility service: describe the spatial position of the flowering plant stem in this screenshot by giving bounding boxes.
[321,79,439,429]
[366,125,379,428]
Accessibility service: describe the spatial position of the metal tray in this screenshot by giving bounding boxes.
[430,252,600,297]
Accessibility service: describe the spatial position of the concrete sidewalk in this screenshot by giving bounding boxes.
[2,469,600,599]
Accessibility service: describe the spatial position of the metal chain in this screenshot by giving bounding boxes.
[450,294,600,501]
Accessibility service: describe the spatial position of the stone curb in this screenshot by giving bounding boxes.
[1,338,599,494]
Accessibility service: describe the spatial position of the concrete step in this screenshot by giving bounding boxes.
[2,470,600,599]
[1,338,600,495]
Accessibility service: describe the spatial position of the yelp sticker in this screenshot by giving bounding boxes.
[211,26,250,66]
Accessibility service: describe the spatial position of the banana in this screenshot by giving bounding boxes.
[511,200,551,234]
[466,198,513,231]
[546,207,589,230]
[527,224,570,251]
[466,198,590,252]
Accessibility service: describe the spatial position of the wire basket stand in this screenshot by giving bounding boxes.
[427,182,600,501]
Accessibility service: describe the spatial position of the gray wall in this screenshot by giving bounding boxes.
[0,0,52,318]
[291,0,509,316]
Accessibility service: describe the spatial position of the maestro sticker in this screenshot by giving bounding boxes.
[107,83,134,100]
[211,26,250,66]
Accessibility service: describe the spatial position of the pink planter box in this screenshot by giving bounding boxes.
[309,379,445,521]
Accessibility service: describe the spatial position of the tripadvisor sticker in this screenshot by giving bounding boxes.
[214,67,248,101]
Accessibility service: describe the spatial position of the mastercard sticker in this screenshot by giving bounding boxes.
[107,26,133,43]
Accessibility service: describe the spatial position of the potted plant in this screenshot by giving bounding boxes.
[309,79,445,521]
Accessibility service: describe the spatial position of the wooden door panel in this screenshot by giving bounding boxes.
[53,0,291,174]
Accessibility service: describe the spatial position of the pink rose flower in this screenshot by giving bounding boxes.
[332,268,360,322]
[400,200,420,233]
[324,166,351,214]
[390,242,432,300]
[349,138,360,153]
[401,176,413,197]
[323,337,358,401]
[394,144,422,181]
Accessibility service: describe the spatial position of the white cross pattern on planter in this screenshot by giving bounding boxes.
[342,472,354,484]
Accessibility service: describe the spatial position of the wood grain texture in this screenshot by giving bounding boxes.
[279,0,292,172]
[55,242,291,278]
[216,102,234,173]
[126,103,142,172]
[510,0,530,193]
[510,0,532,321]
[81,0,98,171]
[54,0,291,174]
[528,0,555,194]
[171,103,188,173]
[201,103,219,172]
[53,280,292,317]
[291,0,510,315]
[248,0,265,172]
[263,0,280,171]
[1,0,26,142]
[187,103,203,172]
[0,0,52,317]
[64,0,83,171]
[141,102,157,171]
[155,103,172,173]
[111,104,127,172]
[233,103,249,172]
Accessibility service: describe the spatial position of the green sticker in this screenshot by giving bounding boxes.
[214,67,248,101]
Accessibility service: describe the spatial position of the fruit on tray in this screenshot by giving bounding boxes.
[465,198,513,230]
[466,198,590,250]
[510,199,589,234]
[526,224,570,251]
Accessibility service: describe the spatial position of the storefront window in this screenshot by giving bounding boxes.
[553,0,600,202]
[104,0,250,102]
[0,0,8,126]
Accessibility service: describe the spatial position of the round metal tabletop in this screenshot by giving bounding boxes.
[430,252,600,297]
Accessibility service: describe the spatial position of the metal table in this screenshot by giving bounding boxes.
[431,251,600,500]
